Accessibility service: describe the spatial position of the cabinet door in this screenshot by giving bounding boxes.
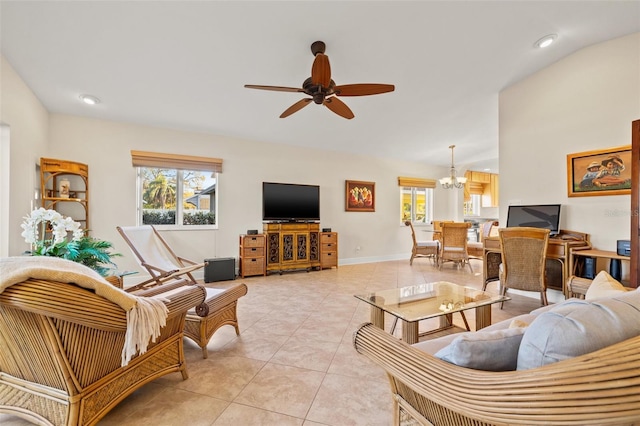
[295,232,309,262]
[471,171,490,183]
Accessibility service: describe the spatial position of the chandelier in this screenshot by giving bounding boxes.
[439,145,467,189]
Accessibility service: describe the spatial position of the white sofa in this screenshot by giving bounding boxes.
[353,271,640,425]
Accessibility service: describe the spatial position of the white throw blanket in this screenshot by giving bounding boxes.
[0,256,168,367]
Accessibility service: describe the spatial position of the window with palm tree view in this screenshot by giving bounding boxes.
[138,167,217,227]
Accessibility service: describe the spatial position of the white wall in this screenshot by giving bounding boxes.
[499,33,640,252]
[5,32,639,275]
[45,113,455,272]
[1,57,50,255]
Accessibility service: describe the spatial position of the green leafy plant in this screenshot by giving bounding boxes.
[21,208,120,276]
[63,236,121,276]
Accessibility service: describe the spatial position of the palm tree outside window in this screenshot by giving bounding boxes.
[137,167,217,228]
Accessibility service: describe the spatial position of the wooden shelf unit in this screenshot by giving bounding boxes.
[238,234,266,278]
[320,232,338,269]
[263,222,320,274]
[40,158,89,234]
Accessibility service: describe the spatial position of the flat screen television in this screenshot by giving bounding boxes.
[506,204,561,236]
[262,182,320,222]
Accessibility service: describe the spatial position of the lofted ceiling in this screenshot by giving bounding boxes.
[2,1,639,172]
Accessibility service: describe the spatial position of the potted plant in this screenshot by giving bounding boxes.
[21,208,120,276]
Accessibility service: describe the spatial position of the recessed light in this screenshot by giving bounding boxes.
[79,94,100,105]
[534,34,557,49]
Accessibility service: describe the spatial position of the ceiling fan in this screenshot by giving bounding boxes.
[244,41,395,119]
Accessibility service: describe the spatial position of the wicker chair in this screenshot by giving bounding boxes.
[467,220,498,259]
[438,222,473,273]
[117,225,248,359]
[353,322,640,426]
[499,227,550,307]
[404,221,439,265]
[0,265,205,426]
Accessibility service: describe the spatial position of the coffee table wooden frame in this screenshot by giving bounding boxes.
[356,282,508,344]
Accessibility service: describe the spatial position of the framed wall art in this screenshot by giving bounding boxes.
[566,145,632,197]
[345,180,375,212]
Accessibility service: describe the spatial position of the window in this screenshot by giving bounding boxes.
[398,177,435,225]
[464,194,481,216]
[131,151,222,229]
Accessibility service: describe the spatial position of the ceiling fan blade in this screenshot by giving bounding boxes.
[334,83,395,96]
[311,53,331,87]
[280,98,313,118]
[324,97,354,120]
[244,84,304,93]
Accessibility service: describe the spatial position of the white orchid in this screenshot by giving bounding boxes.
[21,208,84,255]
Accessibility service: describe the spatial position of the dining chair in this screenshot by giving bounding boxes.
[404,221,439,265]
[467,220,499,259]
[438,222,473,273]
[498,226,550,308]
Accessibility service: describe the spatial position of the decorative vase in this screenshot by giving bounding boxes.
[59,179,70,198]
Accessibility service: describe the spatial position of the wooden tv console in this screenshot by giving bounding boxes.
[263,223,338,274]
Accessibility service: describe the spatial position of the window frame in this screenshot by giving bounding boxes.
[136,167,219,231]
[464,194,481,217]
[132,151,222,230]
[401,186,434,226]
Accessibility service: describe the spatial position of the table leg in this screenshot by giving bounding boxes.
[402,320,419,344]
[475,305,491,330]
[439,314,452,328]
[370,306,385,330]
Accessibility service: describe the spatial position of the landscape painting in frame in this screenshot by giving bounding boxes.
[345,180,375,212]
[567,145,632,197]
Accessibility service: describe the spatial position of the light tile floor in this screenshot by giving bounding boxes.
[1,259,542,426]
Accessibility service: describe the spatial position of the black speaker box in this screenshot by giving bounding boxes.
[610,259,622,281]
[322,228,332,232]
[617,239,631,256]
[247,229,258,235]
[204,258,236,283]
[581,257,596,280]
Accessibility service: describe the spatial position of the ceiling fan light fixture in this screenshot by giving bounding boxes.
[535,34,557,49]
[79,94,100,105]
[440,145,466,189]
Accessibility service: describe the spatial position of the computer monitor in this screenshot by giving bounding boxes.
[506,204,561,236]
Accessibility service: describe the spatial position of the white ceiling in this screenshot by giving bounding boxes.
[2,1,639,171]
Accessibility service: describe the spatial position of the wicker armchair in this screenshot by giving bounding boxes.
[353,322,640,426]
[439,222,473,273]
[0,265,205,426]
[499,227,550,307]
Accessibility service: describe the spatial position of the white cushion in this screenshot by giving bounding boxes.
[416,241,439,248]
[481,313,539,332]
[585,270,627,300]
[434,327,527,371]
[187,287,225,313]
[412,332,461,355]
[517,291,640,370]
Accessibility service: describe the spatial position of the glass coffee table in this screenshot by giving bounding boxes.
[354,281,509,344]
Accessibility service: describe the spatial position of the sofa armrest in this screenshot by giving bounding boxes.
[353,322,640,425]
[0,279,128,331]
[131,279,206,319]
[567,275,593,299]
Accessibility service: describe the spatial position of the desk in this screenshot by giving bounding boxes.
[570,249,631,284]
[483,229,590,298]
